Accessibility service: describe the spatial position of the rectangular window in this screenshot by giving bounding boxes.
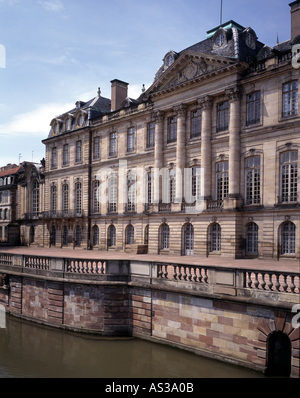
[216,162,229,200]
[63,144,69,166]
[75,182,82,215]
[191,109,202,138]
[283,81,298,117]
[280,151,298,202]
[192,166,201,201]
[247,91,261,125]
[127,173,136,212]
[93,180,100,213]
[168,116,177,143]
[108,176,117,213]
[245,156,261,205]
[93,137,100,160]
[109,132,117,156]
[75,141,82,163]
[51,147,57,169]
[146,122,155,148]
[217,101,229,132]
[62,184,69,213]
[127,127,135,153]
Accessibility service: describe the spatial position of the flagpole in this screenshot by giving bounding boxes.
[220,0,223,25]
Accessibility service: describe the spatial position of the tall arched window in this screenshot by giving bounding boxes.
[108,224,116,247]
[75,225,81,247]
[210,223,221,252]
[127,171,136,212]
[281,221,296,255]
[50,226,56,246]
[280,151,298,203]
[63,225,68,246]
[246,222,258,254]
[108,174,117,213]
[126,224,134,245]
[93,180,100,213]
[160,223,170,250]
[51,185,57,213]
[144,224,149,245]
[184,223,194,256]
[75,182,82,216]
[62,184,69,215]
[92,225,99,247]
[32,181,39,216]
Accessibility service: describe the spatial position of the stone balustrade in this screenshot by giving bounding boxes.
[0,252,298,308]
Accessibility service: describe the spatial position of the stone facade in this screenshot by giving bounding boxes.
[19,3,300,261]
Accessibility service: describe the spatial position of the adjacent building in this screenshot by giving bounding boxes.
[18,2,300,260]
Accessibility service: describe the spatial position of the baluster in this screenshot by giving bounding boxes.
[173,265,177,280]
[275,273,281,291]
[268,273,273,291]
[203,269,208,283]
[100,261,105,274]
[178,266,182,280]
[66,260,71,272]
[158,264,163,278]
[260,273,266,290]
[290,275,296,293]
[247,271,252,288]
[193,267,197,282]
[183,267,187,281]
[76,261,80,273]
[188,267,192,281]
[81,261,85,273]
[282,274,288,292]
[254,272,259,289]
[164,265,168,279]
[199,268,203,283]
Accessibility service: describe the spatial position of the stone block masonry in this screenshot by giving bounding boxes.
[0,252,299,377]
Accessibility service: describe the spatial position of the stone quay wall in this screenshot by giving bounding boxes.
[0,252,299,377]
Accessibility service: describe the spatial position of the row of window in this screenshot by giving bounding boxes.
[48,221,297,256]
[0,208,10,220]
[0,191,10,204]
[0,177,13,186]
[47,149,298,216]
[49,80,299,169]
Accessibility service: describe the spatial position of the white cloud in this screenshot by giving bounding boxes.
[0,102,74,138]
[37,0,64,12]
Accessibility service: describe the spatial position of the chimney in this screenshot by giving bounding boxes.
[110,79,129,112]
[290,1,300,41]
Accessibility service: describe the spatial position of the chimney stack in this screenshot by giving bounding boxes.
[289,1,300,41]
[111,79,129,112]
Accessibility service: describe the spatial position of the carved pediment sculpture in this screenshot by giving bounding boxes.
[147,51,244,97]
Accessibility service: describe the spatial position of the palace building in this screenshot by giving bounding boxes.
[17,2,300,260]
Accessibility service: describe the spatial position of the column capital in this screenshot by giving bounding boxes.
[173,104,186,117]
[226,85,242,102]
[154,110,164,122]
[197,95,213,110]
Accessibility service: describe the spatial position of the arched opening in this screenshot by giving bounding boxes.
[29,226,35,244]
[108,224,116,248]
[266,331,291,377]
[92,225,99,247]
[183,223,194,256]
[50,226,56,246]
[246,222,258,255]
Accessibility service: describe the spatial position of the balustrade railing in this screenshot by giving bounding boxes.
[0,252,299,300]
[24,256,50,270]
[0,253,12,266]
[65,259,106,275]
[245,270,299,294]
[157,263,209,284]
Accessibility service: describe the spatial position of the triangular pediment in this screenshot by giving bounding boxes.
[146,51,243,96]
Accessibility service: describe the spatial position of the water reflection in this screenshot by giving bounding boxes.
[0,315,264,378]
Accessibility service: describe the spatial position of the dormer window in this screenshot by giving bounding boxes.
[216,32,225,47]
[246,32,256,49]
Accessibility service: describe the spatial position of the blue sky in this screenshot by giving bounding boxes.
[0,0,292,166]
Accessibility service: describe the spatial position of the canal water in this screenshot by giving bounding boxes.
[0,314,264,378]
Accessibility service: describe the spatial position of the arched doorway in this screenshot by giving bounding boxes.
[184,223,194,256]
[266,331,291,377]
[29,226,35,244]
[50,226,56,246]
